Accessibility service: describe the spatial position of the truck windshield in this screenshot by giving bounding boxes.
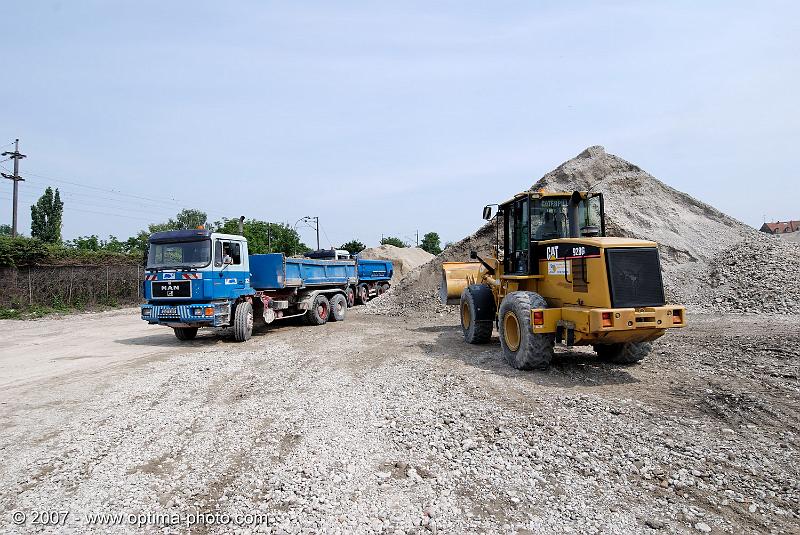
[147,240,211,269]
[531,195,603,240]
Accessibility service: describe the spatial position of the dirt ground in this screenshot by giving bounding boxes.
[0,309,798,534]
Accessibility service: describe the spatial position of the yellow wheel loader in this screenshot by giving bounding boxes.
[440,190,686,369]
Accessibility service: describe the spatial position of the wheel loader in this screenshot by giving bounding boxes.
[440,190,686,369]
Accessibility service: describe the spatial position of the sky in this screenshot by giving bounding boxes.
[1,1,798,248]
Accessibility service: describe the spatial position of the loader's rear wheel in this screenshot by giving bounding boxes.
[498,292,554,370]
[593,342,652,364]
[233,301,253,342]
[329,294,347,322]
[460,284,495,344]
[173,327,198,341]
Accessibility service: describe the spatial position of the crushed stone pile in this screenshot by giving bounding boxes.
[359,245,434,283]
[680,236,800,315]
[368,146,800,316]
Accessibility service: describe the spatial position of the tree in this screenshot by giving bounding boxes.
[30,187,64,243]
[173,209,208,230]
[215,218,308,256]
[340,240,366,254]
[420,232,442,255]
[380,236,406,248]
[0,224,11,236]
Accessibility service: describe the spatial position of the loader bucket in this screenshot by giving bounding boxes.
[439,262,483,305]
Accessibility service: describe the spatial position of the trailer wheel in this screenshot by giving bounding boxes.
[345,286,355,308]
[593,342,652,364]
[173,327,198,341]
[376,284,384,296]
[356,284,369,305]
[233,301,253,342]
[305,294,330,325]
[498,291,554,370]
[329,294,347,322]
[460,284,495,344]
[381,283,390,294]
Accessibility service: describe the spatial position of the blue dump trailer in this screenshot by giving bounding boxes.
[140,230,393,342]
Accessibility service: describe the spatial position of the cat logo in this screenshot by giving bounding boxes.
[546,246,559,260]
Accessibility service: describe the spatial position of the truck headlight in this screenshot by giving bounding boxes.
[191,308,203,317]
[142,308,151,317]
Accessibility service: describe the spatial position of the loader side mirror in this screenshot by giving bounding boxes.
[482,205,496,220]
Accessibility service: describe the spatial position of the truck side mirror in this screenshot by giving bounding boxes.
[482,205,496,220]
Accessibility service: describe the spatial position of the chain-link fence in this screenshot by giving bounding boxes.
[0,264,144,309]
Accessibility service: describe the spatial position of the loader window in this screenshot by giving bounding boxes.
[531,195,604,240]
[505,197,530,274]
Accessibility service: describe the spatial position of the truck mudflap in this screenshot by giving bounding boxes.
[530,305,686,343]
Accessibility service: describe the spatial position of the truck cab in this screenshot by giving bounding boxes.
[141,229,251,331]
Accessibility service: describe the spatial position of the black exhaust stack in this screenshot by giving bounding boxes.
[568,191,582,238]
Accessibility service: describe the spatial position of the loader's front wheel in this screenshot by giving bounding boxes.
[593,342,652,364]
[498,292,554,370]
[460,284,495,344]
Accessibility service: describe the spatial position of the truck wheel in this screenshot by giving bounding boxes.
[329,294,347,322]
[305,294,330,325]
[356,284,369,305]
[498,292,554,370]
[345,286,355,307]
[233,301,253,342]
[594,342,652,364]
[460,284,495,344]
[173,327,198,341]
[381,283,390,294]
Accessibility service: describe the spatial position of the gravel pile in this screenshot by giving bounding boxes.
[359,245,434,284]
[671,236,800,314]
[369,146,800,316]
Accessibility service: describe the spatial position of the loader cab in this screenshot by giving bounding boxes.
[497,191,605,275]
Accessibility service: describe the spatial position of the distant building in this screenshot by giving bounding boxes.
[760,220,800,234]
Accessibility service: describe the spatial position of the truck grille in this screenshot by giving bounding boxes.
[605,248,665,308]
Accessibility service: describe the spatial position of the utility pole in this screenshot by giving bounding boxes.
[1,139,26,237]
[300,216,320,250]
[416,230,419,247]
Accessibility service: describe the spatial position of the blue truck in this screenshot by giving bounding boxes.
[140,229,393,341]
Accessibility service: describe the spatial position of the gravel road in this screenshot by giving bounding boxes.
[0,309,798,534]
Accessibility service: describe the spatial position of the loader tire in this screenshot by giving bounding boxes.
[356,284,369,305]
[305,294,330,326]
[498,292,554,370]
[345,286,355,308]
[329,294,347,322]
[173,327,198,341]
[460,284,495,344]
[233,301,253,342]
[593,342,652,364]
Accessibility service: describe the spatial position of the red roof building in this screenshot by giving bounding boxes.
[760,221,800,234]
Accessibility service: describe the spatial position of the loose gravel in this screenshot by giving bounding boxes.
[1,311,798,534]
